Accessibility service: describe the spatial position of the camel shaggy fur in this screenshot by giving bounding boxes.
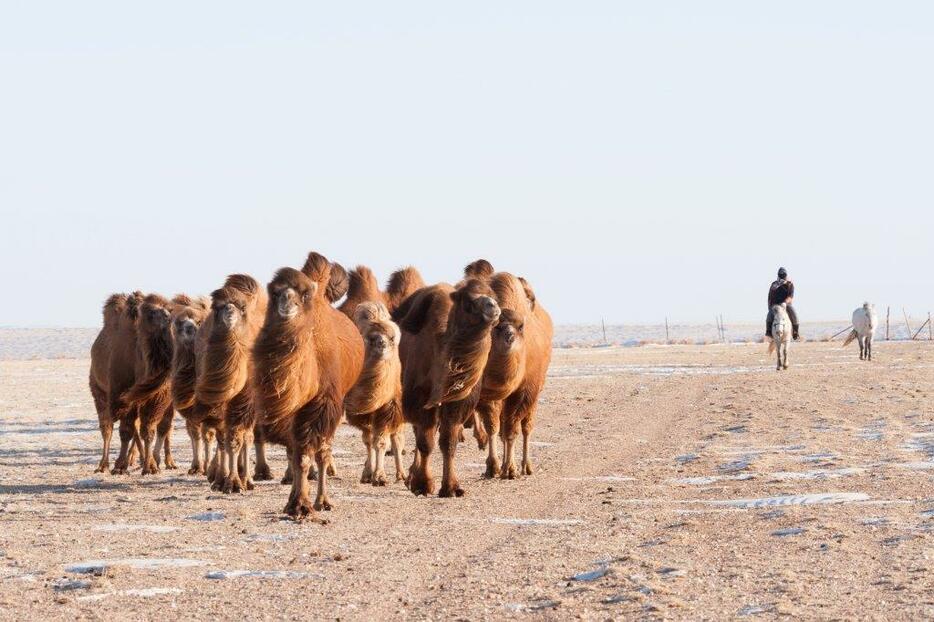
[843,303,878,361]
[253,252,364,519]
[394,278,501,497]
[344,302,406,485]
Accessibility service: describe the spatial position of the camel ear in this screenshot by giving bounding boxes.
[308,282,319,299]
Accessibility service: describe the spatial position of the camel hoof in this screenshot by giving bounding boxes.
[253,465,274,481]
[165,460,178,470]
[188,465,204,476]
[360,470,373,484]
[484,460,500,479]
[372,472,387,487]
[313,498,332,512]
[408,472,434,496]
[284,497,315,520]
[523,462,534,476]
[245,480,255,491]
[280,475,291,486]
[439,484,465,498]
[501,465,518,480]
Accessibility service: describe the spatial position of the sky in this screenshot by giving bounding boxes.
[1,2,932,327]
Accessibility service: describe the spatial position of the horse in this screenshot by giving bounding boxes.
[843,302,877,361]
[768,303,791,370]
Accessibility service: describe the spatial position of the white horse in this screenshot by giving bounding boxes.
[768,303,791,370]
[843,302,878,361]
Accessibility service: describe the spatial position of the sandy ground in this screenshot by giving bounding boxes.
[1,341,932,620]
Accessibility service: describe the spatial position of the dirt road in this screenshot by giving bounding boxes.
[1,342,932,620]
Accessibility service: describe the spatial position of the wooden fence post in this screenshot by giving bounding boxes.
[903,308,912,340]
[886,307,890,340]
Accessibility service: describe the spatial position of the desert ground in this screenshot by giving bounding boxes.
[1,340,932,620]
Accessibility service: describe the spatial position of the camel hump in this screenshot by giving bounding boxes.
[348,265,382,299]
[301,252,333,292]
[103,293,128,326]
[223,274,261,297]
[394,285,449,334]
[464,259,494,280]
[326,262,349,303]
[386,266,426,311]
[490,272,530,317]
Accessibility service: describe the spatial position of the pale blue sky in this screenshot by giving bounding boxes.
[1,2,931,326]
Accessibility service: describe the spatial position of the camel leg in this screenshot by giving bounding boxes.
[211,438,228,490]
[313,446,333,512]
[281,446,294,485]
[360,428,374,484]
[521,417,535,476]
[140,417,158,476]
[112,413,137,475]
[372,429,388,486]
[221,429,245,494]
[479,401,501,478]
[390,431,407,482]
[90,383,111,473]
[284,449,314,519]
[187,420,203,475]
[156,407,176,469]
[253,433,273,481]
[241,429,255,491]
[438,418,465,498]
[408,422,437,496]
[206,436,220,482]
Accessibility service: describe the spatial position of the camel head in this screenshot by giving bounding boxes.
[355,302,399,362]
[492,308,524,354]
[138,294,172,335]
[268,267,318,323]
[171,304,206,345]
[450,278,501,328]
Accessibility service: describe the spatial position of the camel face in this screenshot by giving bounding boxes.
[141,300,171,332]
[364,324,398,362]
[174,316,199,343]
[492,309,524,354]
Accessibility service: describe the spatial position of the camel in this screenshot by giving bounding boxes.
[89,292,145,474]
[394,278,501,497]
[843,303,878,361]
[167,295,216,475]
[119,294,177,475]
[466,264,553,480]
[194,274,268,493]
[769,303,791,370]
[344,302,406,485]
[253,252,364,519]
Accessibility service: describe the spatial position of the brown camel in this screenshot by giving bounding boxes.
[467,265,554,479]
[344,302,406,485]
[168,295,216,475]
[253,252,364,519]
[394,278,501,497]
[89,292,145,474]
[118,293,178,475]
[194,274,268,493]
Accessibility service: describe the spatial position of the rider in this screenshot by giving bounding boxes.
[766,267,800,341]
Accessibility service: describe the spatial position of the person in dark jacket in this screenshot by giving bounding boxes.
[766,267,800,340]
